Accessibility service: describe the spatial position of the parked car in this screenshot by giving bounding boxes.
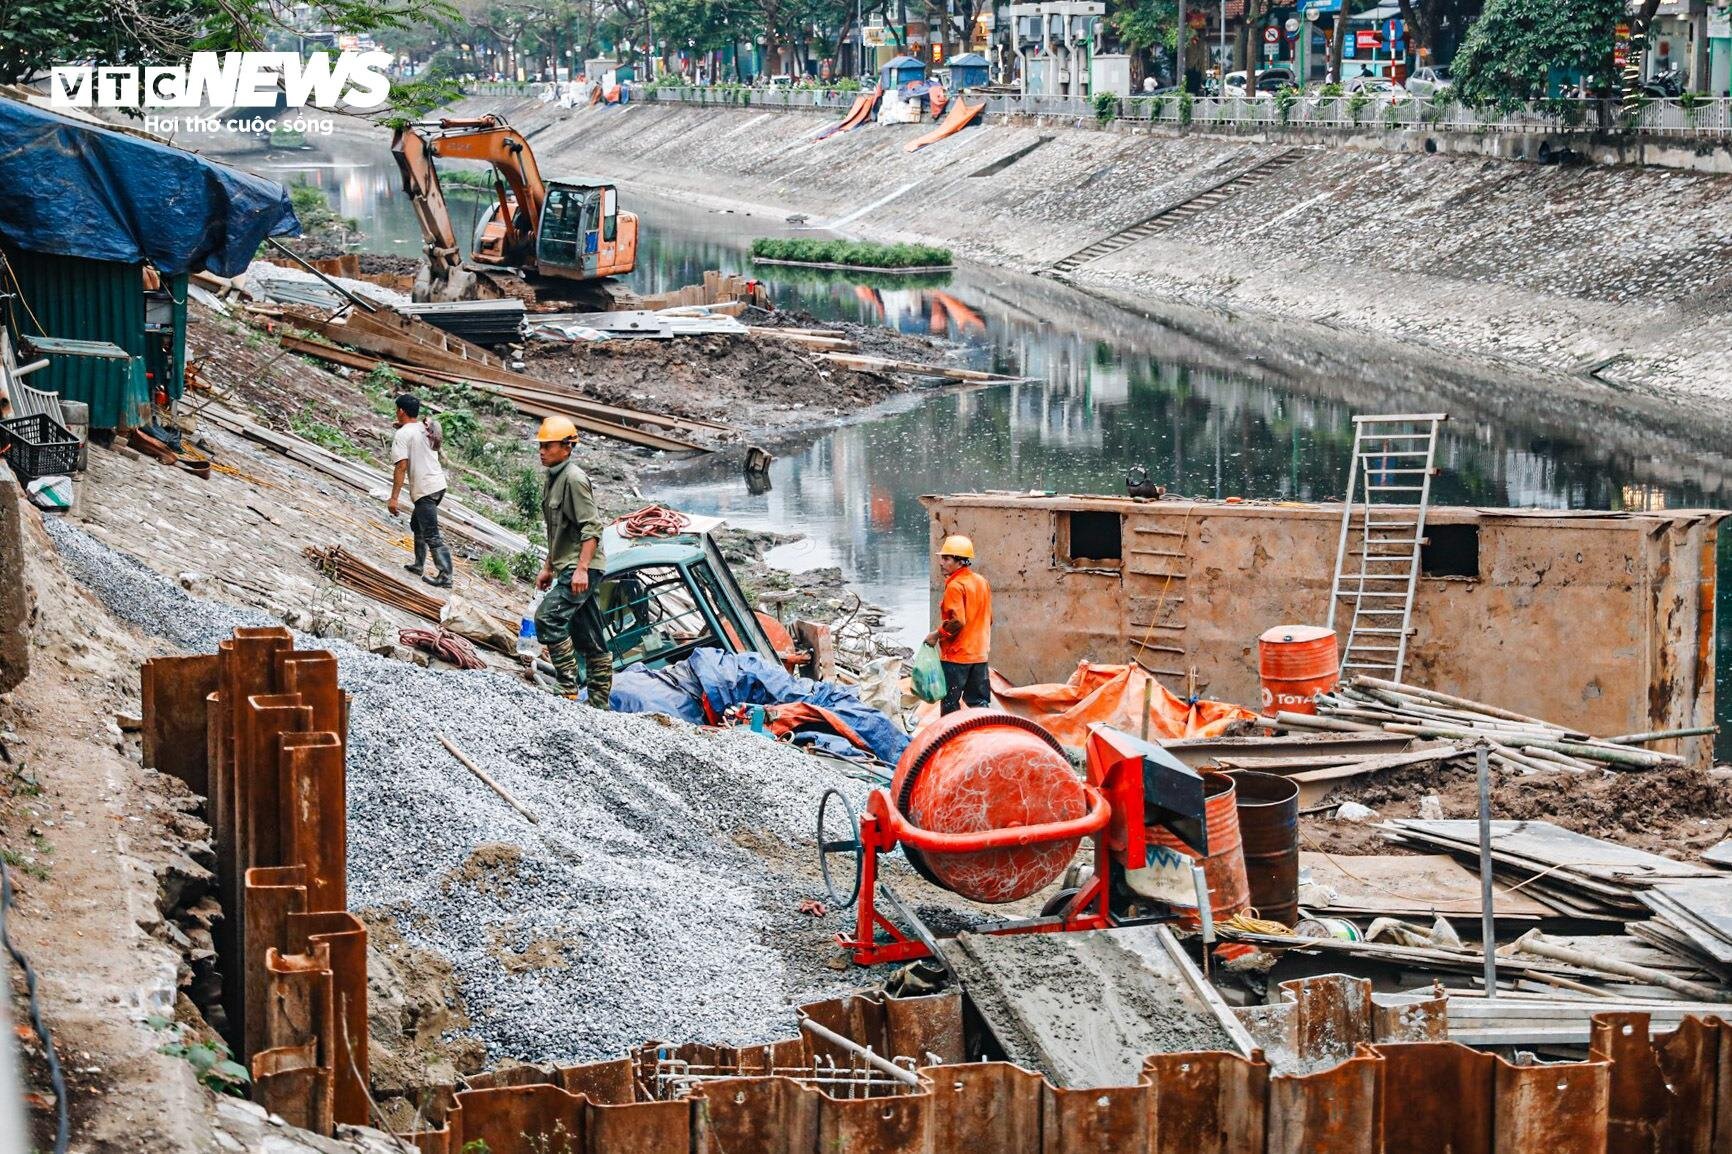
[1222,65,1297,96]
[1344,74,1404,96]
[1405,66,1452,98]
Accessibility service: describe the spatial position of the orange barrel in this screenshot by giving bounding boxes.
[891,709,1086,904]
[1127,771,1250,923]
[1224,770,1300,926]
[1258,624,1340,715]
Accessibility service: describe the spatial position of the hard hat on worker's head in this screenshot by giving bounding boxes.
[536,416,578,443]
[939,534,975,560]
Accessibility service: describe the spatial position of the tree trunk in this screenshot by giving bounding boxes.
[1245,0,1260,94]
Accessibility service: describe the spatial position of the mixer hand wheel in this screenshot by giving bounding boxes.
[816,788,864,909]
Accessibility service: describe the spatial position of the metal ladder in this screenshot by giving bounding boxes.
[1326,413,1448,682]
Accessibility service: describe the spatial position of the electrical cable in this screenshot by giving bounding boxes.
[1,858,69,1154]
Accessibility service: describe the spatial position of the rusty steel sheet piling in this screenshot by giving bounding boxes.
[141,628,366,1132]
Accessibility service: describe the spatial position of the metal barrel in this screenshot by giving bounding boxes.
[1225,769,1300,926]
[1257,624,1340,715]
[1141,771,1250,924]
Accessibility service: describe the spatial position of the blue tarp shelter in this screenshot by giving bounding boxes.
[0,98,299,427]
[0,98,299,278]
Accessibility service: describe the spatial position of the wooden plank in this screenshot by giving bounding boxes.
[1299,852,1554,918]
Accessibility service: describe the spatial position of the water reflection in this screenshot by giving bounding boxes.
[231,146,1730,743]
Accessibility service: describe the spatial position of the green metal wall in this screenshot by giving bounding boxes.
[1,248,187,429]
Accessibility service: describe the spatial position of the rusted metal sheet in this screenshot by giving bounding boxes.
[1044,1083,1149,1151]
[1239,974,1447,1070]
[1492,1049,1609,1154]
[1594,1013,1673,1154]
[278,732,346,914]
[145,628,367,1136]
[1653,1015,1732,1154]
[1143,1050,1267,1154]
[693,1077,820,1154]
[1266,1049,1381,1154]
[1374,1042,1493,1154]
[139,653,218,794]
[927,1063,1044,1154]
[820,1089,931,1153]
[252,945,336,1134]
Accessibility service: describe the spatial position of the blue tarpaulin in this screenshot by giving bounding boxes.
[611,648,910,765]
[0,99,300,277]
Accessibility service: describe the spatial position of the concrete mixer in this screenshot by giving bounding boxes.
[817,709,1213,966]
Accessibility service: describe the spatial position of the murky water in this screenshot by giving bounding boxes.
[260,147,1732,743]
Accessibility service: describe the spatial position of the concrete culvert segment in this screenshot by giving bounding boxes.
[43,517,872,1066]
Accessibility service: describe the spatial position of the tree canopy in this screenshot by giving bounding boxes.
[1451,0,1624,105]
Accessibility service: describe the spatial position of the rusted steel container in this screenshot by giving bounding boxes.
[1225,770,1301,926]
[892,710,1087,903]
[1258,624,1340,715]
[1133,771,1249,922]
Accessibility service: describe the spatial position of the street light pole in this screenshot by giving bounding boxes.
[1218,0,1226,84]
[1176,0,1187,90]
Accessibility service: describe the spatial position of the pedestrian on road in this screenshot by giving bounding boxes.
[388,394,452,588]
[533,417,613,709]
[924,535,992,714]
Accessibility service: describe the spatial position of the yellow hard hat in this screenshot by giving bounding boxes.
[939,534,975,559]
[536,416,578,443]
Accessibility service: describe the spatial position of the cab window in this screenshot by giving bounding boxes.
[595,565,722,667]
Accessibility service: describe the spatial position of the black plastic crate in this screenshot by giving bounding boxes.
[0,413,80,482]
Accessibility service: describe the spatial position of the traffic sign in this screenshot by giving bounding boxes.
[1355,29,1381,49]
[1285,17,1300,33]
[1264,25,1281,43]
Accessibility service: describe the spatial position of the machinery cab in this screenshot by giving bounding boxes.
[591,515,775,673]
[534,181,638,281]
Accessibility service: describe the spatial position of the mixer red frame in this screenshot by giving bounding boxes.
[839,723,1157,966]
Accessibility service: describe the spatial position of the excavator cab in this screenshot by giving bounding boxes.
[534,182,637,281]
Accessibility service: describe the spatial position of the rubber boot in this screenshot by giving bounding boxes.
[424,544,453,588]
[583,649,613,711]
[404,537,427,577]
[546,637,582,695]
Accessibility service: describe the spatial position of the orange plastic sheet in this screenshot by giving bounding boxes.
[919,662,1257,747]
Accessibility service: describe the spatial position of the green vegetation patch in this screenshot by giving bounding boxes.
[749,237,953,269]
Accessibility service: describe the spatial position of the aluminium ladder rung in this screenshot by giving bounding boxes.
[1351,413,1449,423]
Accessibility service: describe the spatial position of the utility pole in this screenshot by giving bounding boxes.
[1217,0,1225,86]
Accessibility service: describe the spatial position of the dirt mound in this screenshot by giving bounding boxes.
[1305,757,1732,860]
[524,334,904,432]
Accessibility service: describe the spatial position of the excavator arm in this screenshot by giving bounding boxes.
[389,115,550,291]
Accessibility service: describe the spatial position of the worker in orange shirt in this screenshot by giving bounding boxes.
[924,535,992,714]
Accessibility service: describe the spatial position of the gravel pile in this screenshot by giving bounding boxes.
[47,519,868,1063]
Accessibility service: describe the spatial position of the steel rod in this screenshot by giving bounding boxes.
[796,1017,921,1087]
[1476,741,1496,1002]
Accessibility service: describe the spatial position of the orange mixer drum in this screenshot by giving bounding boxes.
[891,709,1087,903]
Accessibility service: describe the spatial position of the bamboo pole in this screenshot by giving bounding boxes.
[1381,723,1677,769]
[1605,725,1719,746]
[1350,675,1557,728]
[1513,931,1732,1003]
[437,732,540,825]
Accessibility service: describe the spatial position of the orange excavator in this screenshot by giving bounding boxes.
[390,115,639,301]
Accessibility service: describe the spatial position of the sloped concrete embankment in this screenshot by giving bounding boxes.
[496,97,1732,404]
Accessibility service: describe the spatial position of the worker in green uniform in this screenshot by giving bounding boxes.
[532,416,613,709]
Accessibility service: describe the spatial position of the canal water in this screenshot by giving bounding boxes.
[263,147,1732,742]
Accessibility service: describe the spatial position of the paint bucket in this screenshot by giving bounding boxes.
[1128,771,1249,925]
[1294,916,1363,942]
[1225,770,1300,927]
[1258,624,1340,715]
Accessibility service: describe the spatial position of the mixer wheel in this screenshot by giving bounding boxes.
[1041,887,1082,918]
[817,788,864,910]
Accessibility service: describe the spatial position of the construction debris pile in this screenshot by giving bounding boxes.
[46,519,869,1066]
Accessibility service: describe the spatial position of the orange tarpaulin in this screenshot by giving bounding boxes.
[918,662,1258,747]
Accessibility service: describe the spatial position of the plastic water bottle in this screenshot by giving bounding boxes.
[517,592,543,657]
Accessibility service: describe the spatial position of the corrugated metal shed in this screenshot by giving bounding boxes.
[1,247,186,429]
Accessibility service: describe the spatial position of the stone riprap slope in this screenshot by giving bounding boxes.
[498,96,1732,401]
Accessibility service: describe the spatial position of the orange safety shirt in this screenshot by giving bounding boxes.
[938,567,992,664]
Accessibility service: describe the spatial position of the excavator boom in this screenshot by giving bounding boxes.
[390,114,637,301]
